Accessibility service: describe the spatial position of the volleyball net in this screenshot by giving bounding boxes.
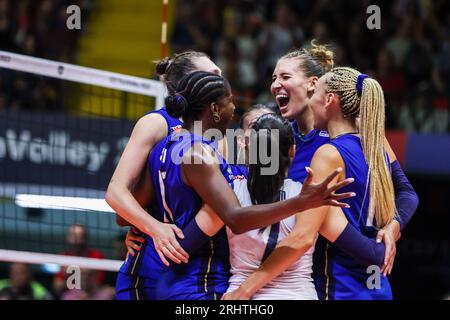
[0,51,166,273]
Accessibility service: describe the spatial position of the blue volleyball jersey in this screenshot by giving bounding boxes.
[312,134,392,300]
[229,164,248,180]
[287,121,329,183]
[147,107,183,133]
[118,108,183,281]
[149,131,233,300]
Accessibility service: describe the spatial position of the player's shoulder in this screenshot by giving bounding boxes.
[136,111,167,128]
[311,143,343,169]
[315,143,340,159]
[181,138,221,168]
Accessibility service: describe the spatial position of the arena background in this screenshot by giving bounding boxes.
[0,0,449,300]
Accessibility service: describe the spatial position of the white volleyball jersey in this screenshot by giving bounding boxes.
[226,179,318,300]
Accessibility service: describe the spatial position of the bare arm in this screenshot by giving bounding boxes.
[223,144,393,300]
[106,114,168,233]
[116,165,153,227]
[222,145,343,299]
[182,144,354,234]
[106,114,188,265]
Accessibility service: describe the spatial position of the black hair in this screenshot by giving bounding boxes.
[165,71,231,122]
[156,51,209,94]
[247,114,294,205]
[239,104,276,129]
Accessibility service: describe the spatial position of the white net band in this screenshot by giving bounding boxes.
[0,249,122,272]
[0,50,166,109]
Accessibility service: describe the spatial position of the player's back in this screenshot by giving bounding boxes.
[313,133,392,300]
[116,108,183,300]
[227,178,318,300]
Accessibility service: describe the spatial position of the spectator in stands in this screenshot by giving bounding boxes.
[1,0,449,133]
[52,224,105,298]
[61,268,114,300]
[376,48,407,109]
[0,0,14,51]
[256,1,303,80]
[170,1,212,55]
[398,87,437,133]
[0,263,53,300]
[386,18,413,69]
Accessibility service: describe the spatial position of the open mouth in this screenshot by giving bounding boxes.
[276,94,290,108]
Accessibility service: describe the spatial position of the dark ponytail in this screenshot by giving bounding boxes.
[247,114,294,205]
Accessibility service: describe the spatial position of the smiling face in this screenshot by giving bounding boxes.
[270,57,312,120]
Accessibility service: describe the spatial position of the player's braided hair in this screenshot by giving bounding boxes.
[325,67,396,228]
[165,71,231,121]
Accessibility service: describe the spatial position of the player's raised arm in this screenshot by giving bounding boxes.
[182,144,355,235]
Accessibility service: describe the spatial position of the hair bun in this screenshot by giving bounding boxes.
[165,93,188,118]
[156,57,172,75]
[309,40,334,72]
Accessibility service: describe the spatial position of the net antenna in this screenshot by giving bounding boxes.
[161,0,170,59]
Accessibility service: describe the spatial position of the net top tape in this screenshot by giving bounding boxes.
[0,249,122,272]
[0,50,165,109]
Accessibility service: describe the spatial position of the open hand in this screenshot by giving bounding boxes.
[150,221,189,266]
[298,167,355,211]
[125,227,145,258]
[377,220,400,276]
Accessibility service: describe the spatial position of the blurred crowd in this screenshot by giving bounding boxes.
[0,0,95,112]
[0,0,449,131]
[0,0,95,60]
[171,0,450,133]
[0,224,126,300]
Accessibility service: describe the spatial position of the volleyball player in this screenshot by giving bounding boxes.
[308,68,399,299]
[148,71,355,299]
[270,42,418,275]
[106,51,224,299]
[178,110,392,300]
[110,52,263,300]
[224,68,408,300]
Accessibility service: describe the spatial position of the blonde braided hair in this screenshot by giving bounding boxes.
[325,67,396,228]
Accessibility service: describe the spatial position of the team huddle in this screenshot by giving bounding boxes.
[105,42,419,300]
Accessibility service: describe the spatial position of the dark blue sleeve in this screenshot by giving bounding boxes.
[177,218,210,255]
[334,223,385,266]
[391,160,419,231]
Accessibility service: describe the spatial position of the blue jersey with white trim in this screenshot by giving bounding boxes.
[118,108,182,280]
[150,131,232,300]
[287,122,329,183]
[312,134,392,300]
[147,107,183,133]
